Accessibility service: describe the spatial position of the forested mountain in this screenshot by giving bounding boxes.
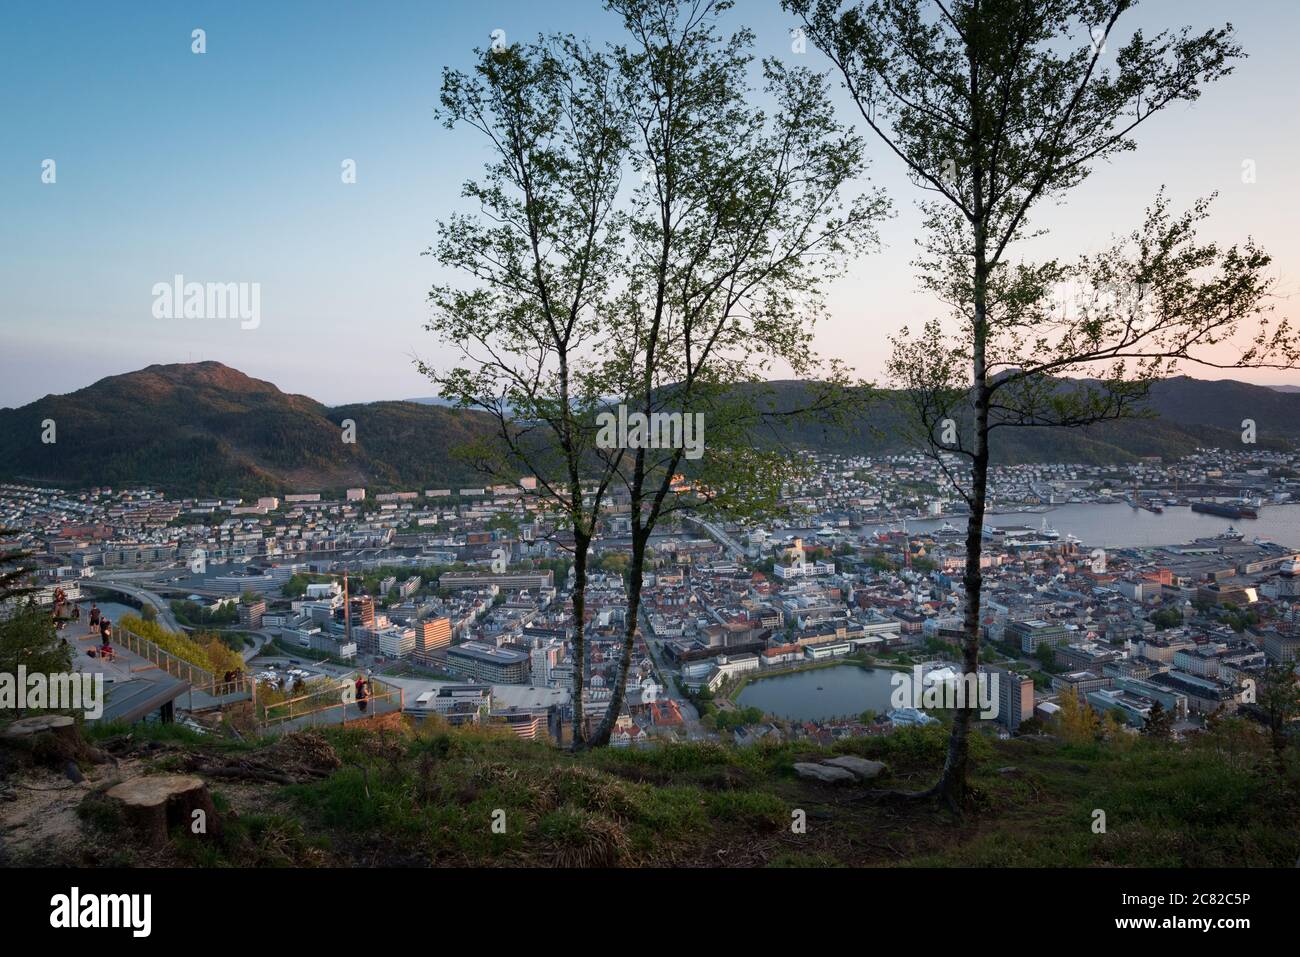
[1,363,1295,496]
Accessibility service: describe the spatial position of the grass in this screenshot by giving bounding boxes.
[84,719,265,753]
[64,715,1300,868]
[910,731,1299,867]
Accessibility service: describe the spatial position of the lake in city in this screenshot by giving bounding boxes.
[735,664,898,722]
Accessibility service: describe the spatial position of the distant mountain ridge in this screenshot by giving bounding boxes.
[0,362,1296,496]
[742,377,1300,463]
[0,362,498,496]
[404,396,458,407]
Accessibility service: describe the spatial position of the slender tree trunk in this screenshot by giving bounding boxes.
[588,530,645,747]
[935,387,988,811]
[935,209,990,812]
[570,537,589,750]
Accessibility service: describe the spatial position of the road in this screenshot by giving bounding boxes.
[90,575,281,666]
[638,604,705,735]
[85,578,185,632]
[250,653,355,679]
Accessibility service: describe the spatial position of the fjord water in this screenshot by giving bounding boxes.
[856,502,1300,549]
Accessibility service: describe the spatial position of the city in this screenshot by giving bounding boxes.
[2,0,1298,937]
[4,444,1299,751]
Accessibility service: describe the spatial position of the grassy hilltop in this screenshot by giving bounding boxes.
[3,715,1296,868]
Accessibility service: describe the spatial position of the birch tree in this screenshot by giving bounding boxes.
[586,0,889,746]
[786,0,1295,808]
[424,36,629,747]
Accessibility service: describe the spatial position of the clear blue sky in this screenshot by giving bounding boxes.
[3,0,1298,408]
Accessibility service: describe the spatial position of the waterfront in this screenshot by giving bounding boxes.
[787,502,1300,550]
[735,664,898,722]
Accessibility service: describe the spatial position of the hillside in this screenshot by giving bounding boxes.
[1,363,1297,496]
[738,377,1300,464]
[0,363,499,496]
[2,716,1296,868]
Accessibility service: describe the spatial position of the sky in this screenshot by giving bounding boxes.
[2,0,1298,408]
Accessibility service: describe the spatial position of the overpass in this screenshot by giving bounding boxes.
[682,515,747,560]
[82,580,185,632]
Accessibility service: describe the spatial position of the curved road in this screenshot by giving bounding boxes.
[88,577,272,661]
[84,579,185,632]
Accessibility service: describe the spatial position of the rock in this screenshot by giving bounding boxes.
[64,761,85,783]
[821,755,887,781]
[997,766,1021,776]
[793,762,857,784]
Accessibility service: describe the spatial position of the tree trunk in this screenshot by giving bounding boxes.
[570,538,589,749]
[106,774,222,849]
[2,713,78,747]
[934,390,989,812]
[1,714,106,769]
[588,530,646,747]
[934,148,990,809]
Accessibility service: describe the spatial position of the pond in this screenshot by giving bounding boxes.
[735,664,898,722]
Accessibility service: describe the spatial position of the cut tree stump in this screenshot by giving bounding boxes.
[106,774,222,848]
[2,714,78,744]
[1,714,104,768]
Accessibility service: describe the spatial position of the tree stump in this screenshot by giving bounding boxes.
[0,714,103,768]
[2,714,78,745]
[106,774,223,848]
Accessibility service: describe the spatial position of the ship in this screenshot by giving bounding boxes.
[1039,518,1060,540]
[1191,500,1258,519]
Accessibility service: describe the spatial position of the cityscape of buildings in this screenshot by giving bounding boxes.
[6,445,1299,748]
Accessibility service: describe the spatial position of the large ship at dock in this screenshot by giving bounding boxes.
[1191,500,1258,519]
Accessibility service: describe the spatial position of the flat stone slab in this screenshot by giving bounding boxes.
[793,762,857,784]
[822,755,887,781]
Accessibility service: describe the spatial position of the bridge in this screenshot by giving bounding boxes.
[82,579,185,632]
[682,515,747,559]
